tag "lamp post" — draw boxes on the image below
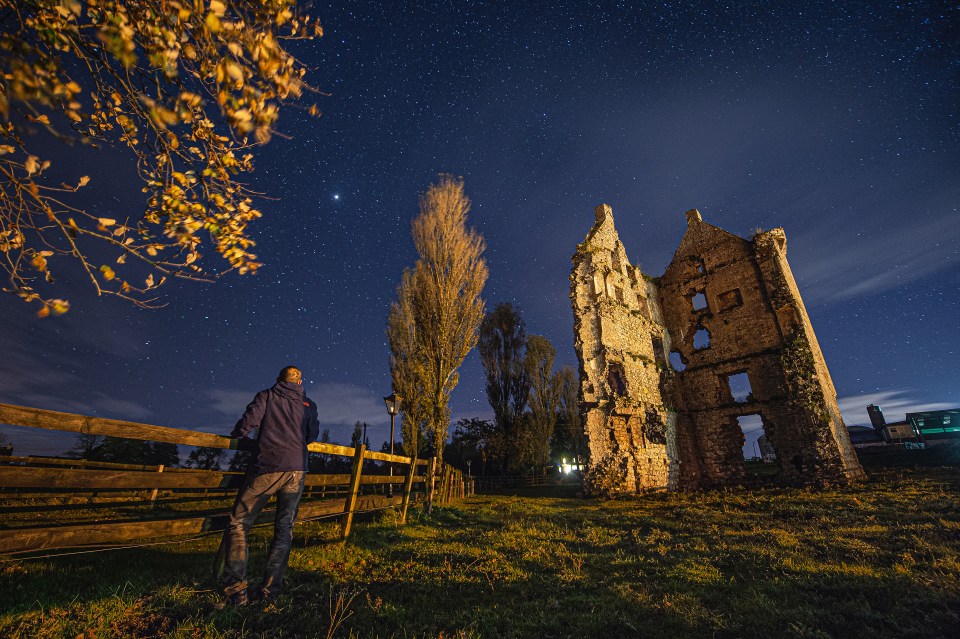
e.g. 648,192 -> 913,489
383,393 -> 402,497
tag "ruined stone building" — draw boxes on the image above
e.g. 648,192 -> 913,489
570,205 -> 865,493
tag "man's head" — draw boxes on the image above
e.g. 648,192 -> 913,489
277,366 -> 303,384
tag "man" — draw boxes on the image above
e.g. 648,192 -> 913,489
219,365 -> 320,606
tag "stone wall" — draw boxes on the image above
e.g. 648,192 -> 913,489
570,205 -> 865,495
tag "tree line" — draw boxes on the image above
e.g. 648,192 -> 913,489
445,304 -> 585,476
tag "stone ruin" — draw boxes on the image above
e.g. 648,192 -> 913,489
570,205 -> 865,494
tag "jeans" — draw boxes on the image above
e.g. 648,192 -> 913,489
219,471 -> 305,595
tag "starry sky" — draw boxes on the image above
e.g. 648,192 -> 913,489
1,0 -> 958,456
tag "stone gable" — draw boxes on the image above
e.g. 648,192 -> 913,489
570,205 -> 865,494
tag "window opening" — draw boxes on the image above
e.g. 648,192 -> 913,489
611,249 -> 622,272
651,338 -> 666,365
693,327 -> 711,350
717,288 -> 743,312
727,371 -> 752,403
739,414 -> 776,476
669,350 -> 686,371
614,286 -> 625,303
607,363 -> 627,396
691,291 -> 708,311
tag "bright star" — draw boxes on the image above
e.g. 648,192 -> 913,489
333,194 -> 340,201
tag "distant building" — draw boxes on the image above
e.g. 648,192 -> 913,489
882,421 -> 916,443
756,434 -> 777,462
907,409 -> 960,443
866,404 -> 886,430
847,425 -> 884,447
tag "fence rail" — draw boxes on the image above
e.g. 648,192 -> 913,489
0,402 -> 473,555
472,472 -> 564,491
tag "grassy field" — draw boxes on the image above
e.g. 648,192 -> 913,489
1,462 -> 958,638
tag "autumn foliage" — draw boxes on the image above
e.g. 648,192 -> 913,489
387,176 -> 487,459
0,0 -> 322,314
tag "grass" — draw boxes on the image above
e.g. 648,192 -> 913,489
1,464 -> 959,638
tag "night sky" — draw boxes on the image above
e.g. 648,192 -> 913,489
1,1 -> 958,456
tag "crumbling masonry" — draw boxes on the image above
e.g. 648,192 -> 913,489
570,205 -> 865,494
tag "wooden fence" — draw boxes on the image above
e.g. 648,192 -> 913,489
472,471 -> 559,491
0,402 -> 473,555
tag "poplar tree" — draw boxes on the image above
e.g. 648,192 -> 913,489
478,302 -> 529,473
387,176 -> 487,460
520,334 -> 559,471
552,365 -> 585,464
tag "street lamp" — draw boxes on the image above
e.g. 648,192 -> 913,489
383,393 -> 402,497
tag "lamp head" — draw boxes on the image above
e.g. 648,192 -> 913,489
384,393 -> 402,416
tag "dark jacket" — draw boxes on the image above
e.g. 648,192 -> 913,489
231,381 -> 320,473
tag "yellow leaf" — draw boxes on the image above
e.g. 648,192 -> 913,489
24,155 -> 39,175
116,254 -> 127,264
30,254 -> 47,271
99,265 -> 116,280
51,299 -> 70,315
36,305 -> 50,318
205,11 -> 221,33
0,145 -> 14,155
78,175 -> 90,187
98,218 -> 116,227
145,274 -> 155,288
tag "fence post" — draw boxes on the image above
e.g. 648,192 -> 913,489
148,464 -> 164,507
437,463 -> 447,507
400,456 -> 418,523
426,457 -> 437,513
341,444 -> 366,540
442,465 -> 452,506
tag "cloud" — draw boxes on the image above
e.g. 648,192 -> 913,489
837,389 -> 954,426
207,382 -> 389,428
92,395 -> 153,421
791,213 -> 960,306
208,388 -> 257,416
308,383 -> 389,427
